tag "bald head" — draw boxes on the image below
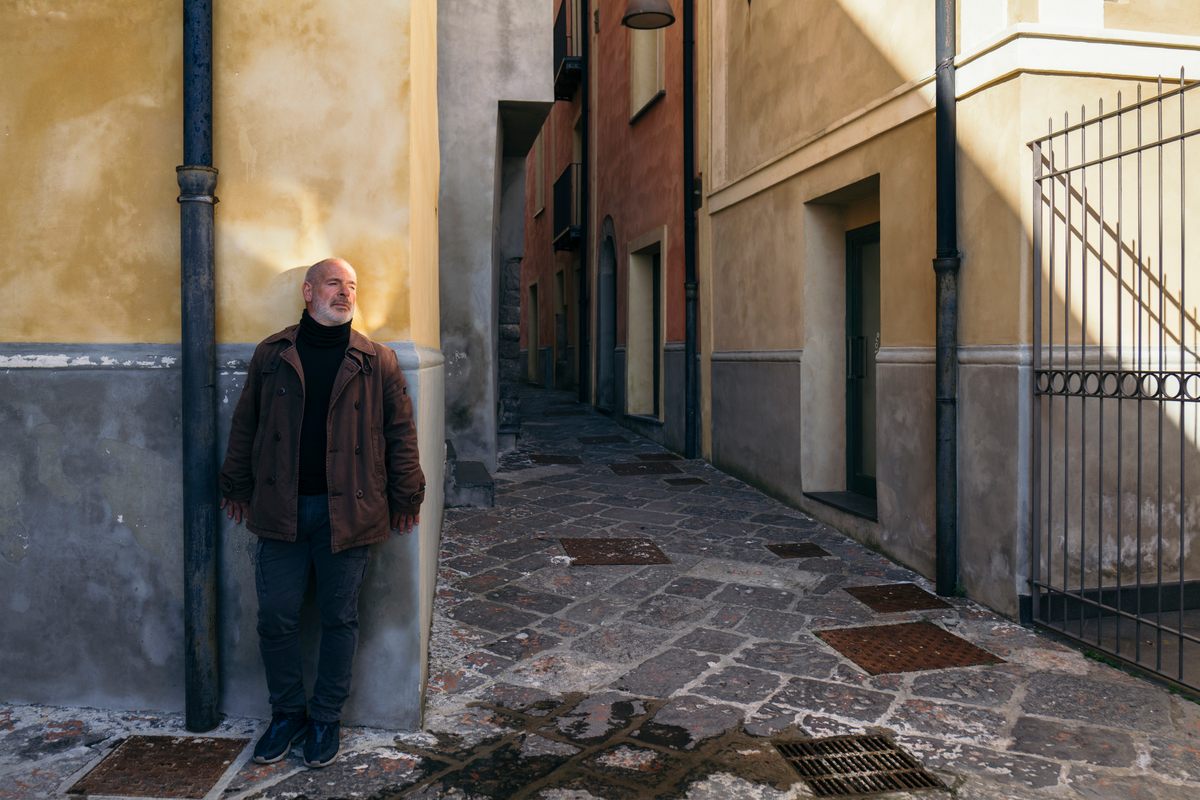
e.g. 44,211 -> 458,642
303,257 -> 357,326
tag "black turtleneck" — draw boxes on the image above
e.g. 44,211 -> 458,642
295,310 -> 351,495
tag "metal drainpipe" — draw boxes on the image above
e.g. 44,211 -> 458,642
178,0 -> 220,732
934,0 -> 961,596
578,0 -> 591,405
682,0 -> 699,458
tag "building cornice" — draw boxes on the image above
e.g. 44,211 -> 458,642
708,26 -> 1200,215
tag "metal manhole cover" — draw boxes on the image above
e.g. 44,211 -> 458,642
530,453 -> 583,465
608,461 -> 682,476
816,621 -> 1003,675
68,735 -> 249,798
843,583 -> 950,613
559,537 -> 672,565
774,735 -> 945,797
636,453 -> 682,461
579,435 -> 627,444
766,542 -> 831,559
665,477 -> 707,486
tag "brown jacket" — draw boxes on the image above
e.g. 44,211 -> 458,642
220,325 -> 425,553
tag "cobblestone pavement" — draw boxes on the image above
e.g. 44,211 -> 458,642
4,387 -> 1199,798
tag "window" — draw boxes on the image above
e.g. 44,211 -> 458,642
629,27 -> 664,120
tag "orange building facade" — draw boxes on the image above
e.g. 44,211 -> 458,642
523,0 -> 689,452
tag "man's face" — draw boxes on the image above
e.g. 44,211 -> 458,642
303,261 -> 357,326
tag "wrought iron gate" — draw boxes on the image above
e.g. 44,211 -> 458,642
1030,73 -> 1199,692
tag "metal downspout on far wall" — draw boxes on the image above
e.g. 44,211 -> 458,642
682,0 -> 699,458
178,0 -> 221,732
579,0 -> 591,405
934,0 -> 961,596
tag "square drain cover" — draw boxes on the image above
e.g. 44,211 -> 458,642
559,537 -> 671,565
68,735 -> 248,798
665,477 -> 707,486
609,461 -> 682,476
766,542 -> 831,559
774,735 -> 945,797
579,435 -> 627,444
816,621 -> 1002,675
636,453 -> 682,461
530,453 -> 583,465
844,583 -> 950,613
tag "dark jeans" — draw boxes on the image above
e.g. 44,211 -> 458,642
255,494 -> 370,723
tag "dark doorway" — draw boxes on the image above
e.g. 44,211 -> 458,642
846,223 -> 879,499
597,221 -> 617,411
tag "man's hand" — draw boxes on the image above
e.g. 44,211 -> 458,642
390,512 -> 419,536
221,497 -> 248,525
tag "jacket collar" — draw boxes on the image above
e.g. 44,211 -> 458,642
263,323 -> 377,359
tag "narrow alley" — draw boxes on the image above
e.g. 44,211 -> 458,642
3,385 -> 1198,799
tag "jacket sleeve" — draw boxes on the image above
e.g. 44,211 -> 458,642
382,347 -> 426,515
219,345 -> 264,503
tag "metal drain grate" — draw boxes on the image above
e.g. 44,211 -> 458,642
774,735 -> 945,797
559,537 -> 671,565
608,461 -> 682,476
843,583 -> 951,613
766,542 -> 831,559
68,735 -> 248,798
665,477 -> 707,486
816,621 -> 1003,675
530,454 -> 583,465
636,453 -> 682,461
579,435 -> 627,444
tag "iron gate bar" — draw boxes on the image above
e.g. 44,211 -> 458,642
1030,71 -> 1200,691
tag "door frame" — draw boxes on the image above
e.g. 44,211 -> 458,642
845,222 -> 879,498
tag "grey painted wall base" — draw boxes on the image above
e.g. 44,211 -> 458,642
0,341 -> 445,729
707,346 -> 1026,617
614,345 -> 687,454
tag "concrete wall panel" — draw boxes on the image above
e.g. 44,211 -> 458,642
710,359 -> 804,504
1,344 -> 444,729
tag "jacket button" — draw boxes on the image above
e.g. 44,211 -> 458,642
354,445 -> 361,454
273,432 -> 281,441
266,476 -> 275,486
277,388 -> 287,395
355,490 -> 364,498
354,400 -> 360,409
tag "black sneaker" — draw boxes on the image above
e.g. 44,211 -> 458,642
303,719 -> 341,768
253,712 -> 308,764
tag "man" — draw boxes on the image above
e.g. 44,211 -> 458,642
219,257 -> 425,768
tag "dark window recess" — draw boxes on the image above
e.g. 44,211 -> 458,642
553,3 -> 584,100
553,163 -> 584,251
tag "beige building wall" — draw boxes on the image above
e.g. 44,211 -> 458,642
701,0 -> 1200,616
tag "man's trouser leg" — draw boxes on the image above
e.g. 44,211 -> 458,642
255,523 -> 311,717
307,495 -> 370,723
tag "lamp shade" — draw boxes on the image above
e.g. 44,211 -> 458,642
622,0 -> 676,29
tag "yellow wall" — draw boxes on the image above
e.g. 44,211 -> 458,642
717,0 -> 933,184
709,116 -> 936,352
1,2 -> 182,343
1,0 -> 437,347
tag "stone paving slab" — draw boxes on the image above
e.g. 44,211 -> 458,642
4,386 -> 1200,799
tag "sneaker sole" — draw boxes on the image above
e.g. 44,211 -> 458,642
303,747 -> 340,769
252,726 -> 309,765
